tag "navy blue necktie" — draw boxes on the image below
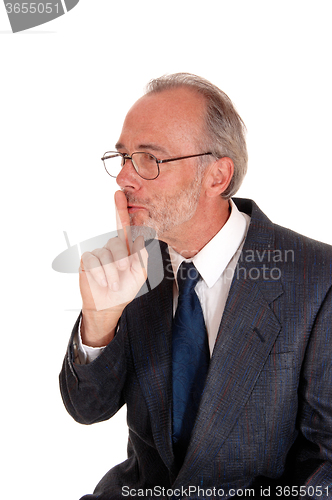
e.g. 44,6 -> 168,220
172,261 -> 210,465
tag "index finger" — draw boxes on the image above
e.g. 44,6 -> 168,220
115,190 -> 132,254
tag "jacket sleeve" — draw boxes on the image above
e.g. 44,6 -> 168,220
297,285 -> 332,499
59,313 -> 128,425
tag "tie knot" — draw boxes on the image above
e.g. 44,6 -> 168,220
177,261 -> 201,295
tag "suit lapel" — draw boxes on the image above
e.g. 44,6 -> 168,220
126,241 -> 176,473
174,199 -> 284,485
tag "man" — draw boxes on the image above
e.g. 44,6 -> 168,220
60,73 -> 332,499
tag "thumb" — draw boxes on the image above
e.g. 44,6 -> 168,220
131,236 -> 148,277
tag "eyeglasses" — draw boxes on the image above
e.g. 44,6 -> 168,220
101,151 -> 213,180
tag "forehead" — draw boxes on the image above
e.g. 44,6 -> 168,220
118,87 -> 207,153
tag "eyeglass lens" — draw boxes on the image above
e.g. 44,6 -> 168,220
103,152 -> 159,180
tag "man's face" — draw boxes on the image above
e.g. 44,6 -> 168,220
115,87 -> 209,242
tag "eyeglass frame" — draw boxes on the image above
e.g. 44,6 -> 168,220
101,151 -> 213,180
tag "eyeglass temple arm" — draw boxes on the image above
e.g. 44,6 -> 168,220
101,153 -> 121,161
158,152 -> 213,164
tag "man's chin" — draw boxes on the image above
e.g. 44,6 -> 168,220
131,225 -> 157,241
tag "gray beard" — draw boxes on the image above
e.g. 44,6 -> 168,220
126,174 -> 202,242
130,224 -> 157,241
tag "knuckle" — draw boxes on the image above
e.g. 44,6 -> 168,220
105,236 -> 127,254
99,248 -> 111,260
104,236 -> 119,251
81,251 -> 95,267
80,251 -> 91,261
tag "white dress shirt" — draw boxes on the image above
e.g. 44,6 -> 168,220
77,200 -> 250,363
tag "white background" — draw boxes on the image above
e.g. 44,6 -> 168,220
1,1 -> 331,499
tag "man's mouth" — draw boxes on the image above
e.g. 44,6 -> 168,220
128,205 -> 148,214
124,192 -> 150,215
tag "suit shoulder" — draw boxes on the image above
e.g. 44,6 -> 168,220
234,197 -> 332,283
272,222 -> 332,287
273,222 -> 332,257
235,197 -> 332,258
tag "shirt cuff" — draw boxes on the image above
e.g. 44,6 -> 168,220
75,317 -> 106,364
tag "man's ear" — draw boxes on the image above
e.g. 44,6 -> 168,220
204,157 -> 234,197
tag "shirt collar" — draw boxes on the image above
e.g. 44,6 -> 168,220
168,199 -> 249,288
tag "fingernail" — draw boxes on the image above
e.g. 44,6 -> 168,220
112,282 -> 119,292
100,278 -> 108,287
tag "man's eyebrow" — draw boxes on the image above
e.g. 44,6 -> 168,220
115,142 -> 170,156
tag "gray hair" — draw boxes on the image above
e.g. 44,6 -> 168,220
145,73 -> 248,199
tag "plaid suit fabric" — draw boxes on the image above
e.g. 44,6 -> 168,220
60,198 -> 332,500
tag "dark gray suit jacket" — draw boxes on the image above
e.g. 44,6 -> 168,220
60,199 -> 332,499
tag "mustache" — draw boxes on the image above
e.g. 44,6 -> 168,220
123,192 -> 152,208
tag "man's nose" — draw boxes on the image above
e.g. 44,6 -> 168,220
116,157 -> 141,189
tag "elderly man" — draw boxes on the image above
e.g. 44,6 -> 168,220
60,73 -> 332,499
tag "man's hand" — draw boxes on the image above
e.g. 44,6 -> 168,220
79,190 -> 148,347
